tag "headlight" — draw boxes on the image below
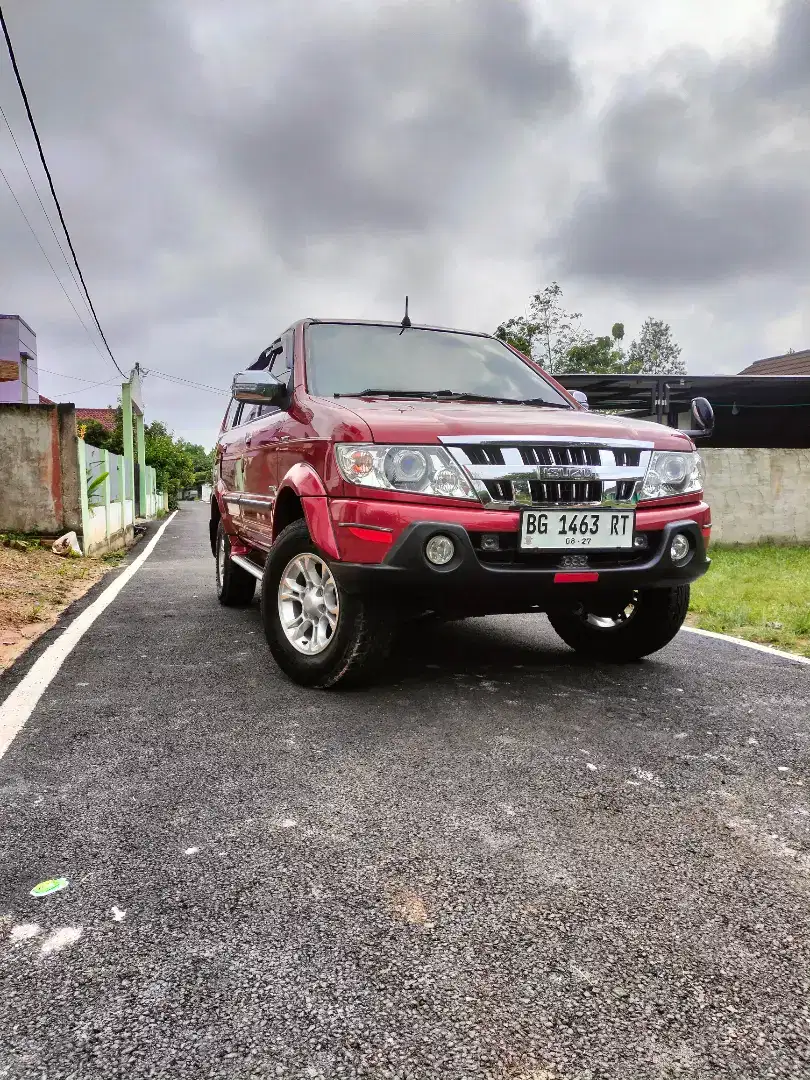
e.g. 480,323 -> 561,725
335,443 -> 476,500
641,451 -> 704,501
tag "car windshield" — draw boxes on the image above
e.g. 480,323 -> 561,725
305,322 -> 572,407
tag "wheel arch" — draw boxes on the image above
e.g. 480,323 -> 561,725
273,463 -> 339,559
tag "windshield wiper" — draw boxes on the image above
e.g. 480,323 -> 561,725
515,398 -> 572,409
334,388 -> 443,399
335,389 -> 517,403
334,388 -> 572,408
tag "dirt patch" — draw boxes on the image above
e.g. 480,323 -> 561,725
387,885 -> 430,926
0,544 -> 115,673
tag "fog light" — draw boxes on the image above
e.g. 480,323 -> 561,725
634,534 -> 648,550
670,533 -> 691,564
481,534 -> 500,552
425,534 -> 455,566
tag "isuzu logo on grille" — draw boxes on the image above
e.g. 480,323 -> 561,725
535,466 -> 598,481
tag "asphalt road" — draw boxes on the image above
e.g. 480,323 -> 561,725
1,502 -> 809,1080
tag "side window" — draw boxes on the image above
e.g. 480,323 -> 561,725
271,331 -> 294,390
249,337 -> 290,419
223,398 -> 241,430
232,332 -> 292,424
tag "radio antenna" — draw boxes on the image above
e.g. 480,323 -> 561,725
399,295 -> 411,335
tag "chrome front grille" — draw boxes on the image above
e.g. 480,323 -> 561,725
440,435 -> 653,509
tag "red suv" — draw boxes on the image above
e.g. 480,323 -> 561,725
211,318 -> 712,688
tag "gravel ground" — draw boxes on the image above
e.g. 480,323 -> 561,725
0,502 -> 808,1080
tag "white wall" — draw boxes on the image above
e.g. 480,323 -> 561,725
702,449 -> 810,544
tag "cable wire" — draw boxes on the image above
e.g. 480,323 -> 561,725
55,376 -> 120,400
38,365 -> 114,383
14,365 -> 119,402
0,4 -> 125,377
0,163 -> 108,356
0,101 -> 93,323
143,367 -> 228,394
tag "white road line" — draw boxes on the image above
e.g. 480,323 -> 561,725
0,512 -> 178,761
682,626 -> 810,667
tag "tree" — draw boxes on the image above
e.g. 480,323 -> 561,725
77,418 -> 113,446
555,323 -> 642,376
176,440 -> 215,485
495,281 -> 591,373
142,421 -> 196,502
627,318 -> 685,375
81,406 -> 202,508
496,288 -> 686,378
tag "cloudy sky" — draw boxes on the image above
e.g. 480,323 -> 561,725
1,0 -> 807,447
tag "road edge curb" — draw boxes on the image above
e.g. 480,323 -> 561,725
0,512 -> 178,760
682,625 -> 810,667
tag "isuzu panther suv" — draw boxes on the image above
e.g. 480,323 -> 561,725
211,318 -> 713,688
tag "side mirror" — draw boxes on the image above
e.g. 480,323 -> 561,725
571,390 -> 589,410
232,370 -> 287,406
681,396 -> 714,440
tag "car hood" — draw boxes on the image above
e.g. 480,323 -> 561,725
328,398 -> 693,450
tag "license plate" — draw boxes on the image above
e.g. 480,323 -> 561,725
520,509 -> 635,550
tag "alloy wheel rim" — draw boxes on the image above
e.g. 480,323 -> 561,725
582,591 -> 640,630
277,553 -> 340,655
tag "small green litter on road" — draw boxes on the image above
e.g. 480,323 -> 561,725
689,545 -> 810,658
30,878 -> 69,897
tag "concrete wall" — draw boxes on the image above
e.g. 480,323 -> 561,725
702,448 -> 810,544
0,403 -> 81,534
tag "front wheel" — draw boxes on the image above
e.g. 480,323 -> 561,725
547,586 -> 690,662
261,520 -> 394,688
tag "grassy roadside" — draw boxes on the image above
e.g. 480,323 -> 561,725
688,545 -> 810,658
0,537 -> 124,673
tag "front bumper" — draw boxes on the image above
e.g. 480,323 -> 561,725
331,516 -> 710,613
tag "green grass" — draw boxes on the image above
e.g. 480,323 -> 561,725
689,545 -> 810,658
102,551 -> 127,565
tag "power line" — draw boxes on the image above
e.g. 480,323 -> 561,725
0,4 -> 125,378
0,163 -> 108,355
38,365 -> 114,383
0,101 -> 94,326
55,376 -> 120,400
143,367 -> 228,395
16,374 -> 118,406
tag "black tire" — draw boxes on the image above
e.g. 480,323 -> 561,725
261,520 -> 394,689
547,585 -> 690,662
215,522 -> 256,607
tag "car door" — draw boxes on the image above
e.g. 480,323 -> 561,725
217,397 -> 249,529
239,333 -> 294,548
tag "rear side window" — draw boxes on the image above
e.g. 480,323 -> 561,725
222,398 -> 239,430
226,330 -> 294,428
273,330 -> 295,390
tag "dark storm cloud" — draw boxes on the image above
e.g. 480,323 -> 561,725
1,0 -> 578,335
4,0 -> 803,444
0,0 -> 210,290
216,0 -> 578,244
0,0 -> 583,443
554,0 -> 810,287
